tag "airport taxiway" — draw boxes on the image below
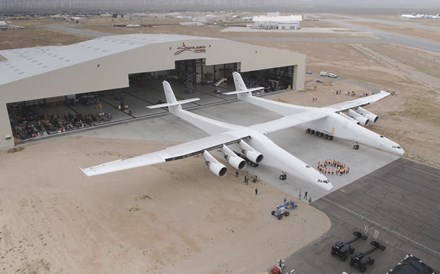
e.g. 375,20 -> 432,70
283,158 -> 440,273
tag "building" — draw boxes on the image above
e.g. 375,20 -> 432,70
0,34 -> 306,149
0,21 -> 8,30
252,15 -> 302,30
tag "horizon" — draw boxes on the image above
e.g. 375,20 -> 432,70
1,0 -> 440,13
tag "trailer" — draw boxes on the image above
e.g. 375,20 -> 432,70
350,241 -> 386,273
331,230 -> 368,261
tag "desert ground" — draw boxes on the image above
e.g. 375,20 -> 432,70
0,136 -> 329,274
1,12 -> 439,273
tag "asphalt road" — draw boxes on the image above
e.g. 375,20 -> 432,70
282,158 -> 440,273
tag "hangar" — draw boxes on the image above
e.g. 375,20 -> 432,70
0,33 -> 306,149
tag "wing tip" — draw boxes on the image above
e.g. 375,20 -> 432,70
80,167 -> 94,176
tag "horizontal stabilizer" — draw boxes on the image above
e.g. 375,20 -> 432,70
147,98 -> 200,109
223,87 -> 264,95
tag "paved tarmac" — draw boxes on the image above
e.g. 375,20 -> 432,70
282,158 -> 440,273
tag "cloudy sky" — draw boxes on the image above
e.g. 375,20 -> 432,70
1,0 -> 439,12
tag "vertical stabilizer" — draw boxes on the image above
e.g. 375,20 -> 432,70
163,81 -> 178,104
147,81 -> 200,113
233,71 -> 248,91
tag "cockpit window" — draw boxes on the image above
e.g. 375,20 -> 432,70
392,146 -> 401,149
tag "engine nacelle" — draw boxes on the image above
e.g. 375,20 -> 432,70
339,112 -> 360,125
356,107 -> 378,123
222,145 -> 246,170
239,140 -> 264,163
202,150 -> 227,177
347,109 -> 369,126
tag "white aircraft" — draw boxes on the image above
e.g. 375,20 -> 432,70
226,72 -> 404,157
400,13 -> 425,19
81,73 -> 403,191
425,13 -> 440,19
81,80 -> 333,190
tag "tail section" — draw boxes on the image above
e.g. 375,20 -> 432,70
163,81 -> 178,104
147,81 -> 200,113
223,72 -> 264,96
233,71 -> 248,91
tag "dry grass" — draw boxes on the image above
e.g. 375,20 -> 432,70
0,28 -> 86,50
366,44 -> 440,78
351,21 -> 440,42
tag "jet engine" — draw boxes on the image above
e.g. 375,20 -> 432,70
221,145 -> 246,170
347,109 -> 369,126
239,140 -> 263,163
356,107 -> 378,123
339,112 -> 360,125
202,150 -> 227,177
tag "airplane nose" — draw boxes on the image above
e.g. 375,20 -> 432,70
398,148 -> 405,156
317,179 -> 334,191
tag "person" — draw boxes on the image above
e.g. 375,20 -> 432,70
244,175 -> 248,184
235,170 -> 239,177
304,191 -> 308,200
253,176 -> 258,183
298,190 -> 302,200
308,196 -> 312,204
255,188 -> 258,195
284,197 -> 287,203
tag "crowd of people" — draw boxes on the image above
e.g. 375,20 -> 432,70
317,159 -> 350,175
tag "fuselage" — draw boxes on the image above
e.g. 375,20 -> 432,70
304,108 -> 404,156
245,129 -> 333,191
172,106 -> 333,190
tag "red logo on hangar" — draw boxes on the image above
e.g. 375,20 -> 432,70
174,43 -> 206,55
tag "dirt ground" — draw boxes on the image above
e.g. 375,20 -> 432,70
351,21 -> 440,42
1,13 -> 440,273
0,137 -> 329,274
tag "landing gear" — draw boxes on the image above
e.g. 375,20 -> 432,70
279,171 -> 287,180
353,143 -> 360,150
306,128 -> 333,141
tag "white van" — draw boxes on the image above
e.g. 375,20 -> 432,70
320,71 -> 328,77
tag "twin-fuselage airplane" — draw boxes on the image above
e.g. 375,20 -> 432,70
81,72 -> 404,191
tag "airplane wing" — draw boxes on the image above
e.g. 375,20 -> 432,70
250,110 -> 328,134
81,132 -> 250,176
327,90 -> 390,112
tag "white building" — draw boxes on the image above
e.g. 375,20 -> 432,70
252,15 -> 303,30
0,34 -> 306,148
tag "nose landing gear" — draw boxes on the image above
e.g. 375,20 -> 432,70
279,171 -> 287,180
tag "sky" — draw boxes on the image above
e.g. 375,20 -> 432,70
1,0 -> 439,12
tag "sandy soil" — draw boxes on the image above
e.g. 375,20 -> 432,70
0,136 -> 330,274
365,44 -> 440,79
0,28 -> 86,50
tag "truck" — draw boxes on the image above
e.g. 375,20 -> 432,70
327,72 -> 338,78
320,71 -> 328,77
271,200 -> 297,220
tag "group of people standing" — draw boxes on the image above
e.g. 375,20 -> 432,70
317,159 -> 350,175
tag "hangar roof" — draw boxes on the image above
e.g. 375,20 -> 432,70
0,34 -> 218,86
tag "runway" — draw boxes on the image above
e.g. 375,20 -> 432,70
282,158 -> 440,273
